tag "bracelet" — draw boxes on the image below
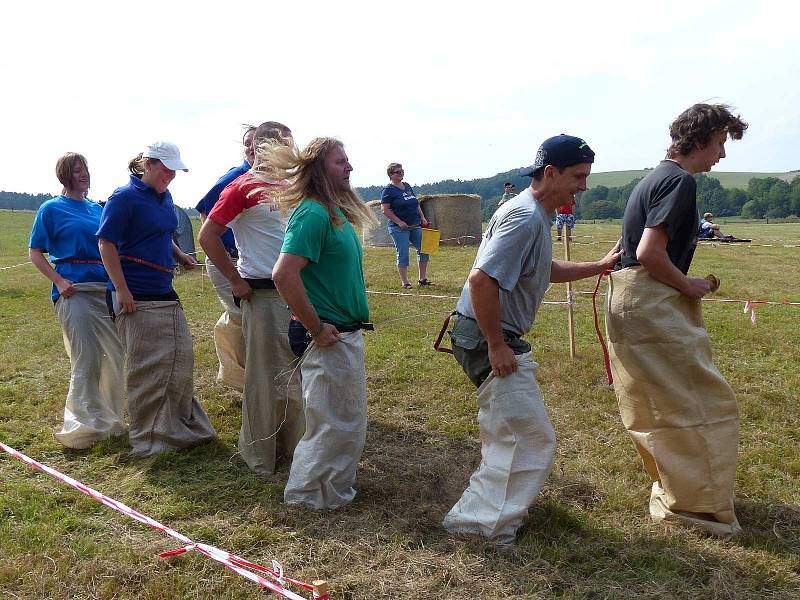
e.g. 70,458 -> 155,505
309,323 -> 325,338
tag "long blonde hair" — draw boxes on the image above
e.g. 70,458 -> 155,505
254,137 -> 375,228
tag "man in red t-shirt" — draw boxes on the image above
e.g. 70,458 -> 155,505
198,121 -> 303,476
555,196 -> 576,241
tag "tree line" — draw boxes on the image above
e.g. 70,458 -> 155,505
579,173 -> 800,220
358,171 -> 800,222
0,191 -> 51,211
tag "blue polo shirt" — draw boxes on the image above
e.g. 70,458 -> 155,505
195,160 -> 250,251
97,174 -> 178,295
380,183 -> 421,228
29,196 -> 109,302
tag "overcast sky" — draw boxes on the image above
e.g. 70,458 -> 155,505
2,0 -> 798,206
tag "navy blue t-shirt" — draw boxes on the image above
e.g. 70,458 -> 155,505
195,160 -> 250,251
97,175 -> 178,295
29,196 -> 109,301
380,183 -> 421,228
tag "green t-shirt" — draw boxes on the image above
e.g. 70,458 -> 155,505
281,198 -> 369,325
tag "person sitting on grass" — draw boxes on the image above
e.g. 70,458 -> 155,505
698,212 -> 731,239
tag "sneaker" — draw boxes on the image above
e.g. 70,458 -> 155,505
418,279 -> 433,286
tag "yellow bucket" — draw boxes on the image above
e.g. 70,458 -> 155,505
420,227 -> 440,255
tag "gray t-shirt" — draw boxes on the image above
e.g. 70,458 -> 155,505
456,188 -> 553,336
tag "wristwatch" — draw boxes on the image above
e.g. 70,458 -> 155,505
309,323 -> 325,338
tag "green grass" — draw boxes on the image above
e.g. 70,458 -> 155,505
588,170 -> 800,190
1,212 -> 799,599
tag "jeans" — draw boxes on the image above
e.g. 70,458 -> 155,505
388,226 -> 429,267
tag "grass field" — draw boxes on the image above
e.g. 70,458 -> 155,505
1,211 -> 798,599
587,170 -> 800,190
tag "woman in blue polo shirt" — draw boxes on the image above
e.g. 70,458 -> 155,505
380,162 -> 432,288
29,152 -> 125,449
98,141 -> 216,457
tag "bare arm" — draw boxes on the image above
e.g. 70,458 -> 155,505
416,204 -> 428,227
637,226 -> 710,298
98,238 -> 136,313
381,203 -> 408,229
198,219 -> 252,301
29,248 -> 76,298
550,241 -> 621,283
172,241 -> 197,270
272,252 -> 339,347
468,268 -> 518,378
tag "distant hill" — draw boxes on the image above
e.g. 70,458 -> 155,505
588,170 -> 800,190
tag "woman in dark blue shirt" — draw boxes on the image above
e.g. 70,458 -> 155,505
380,163 -> 432,288
98,141 -> 216,457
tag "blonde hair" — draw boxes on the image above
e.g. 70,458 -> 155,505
55,152 -> 89,195
254,137 -> 375,228
387,162 -> 403,177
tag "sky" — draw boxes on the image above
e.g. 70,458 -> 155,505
2,0 -> 799,207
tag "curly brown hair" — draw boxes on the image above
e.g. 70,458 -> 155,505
668,103 -> 748,157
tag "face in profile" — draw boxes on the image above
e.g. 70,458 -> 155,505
694,130 -> 728,173
552,163 -> 591,204
325,145 -> 353,192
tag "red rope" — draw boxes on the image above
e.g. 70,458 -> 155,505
592,270 -> 613,385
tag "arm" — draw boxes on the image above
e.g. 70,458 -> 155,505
172,241 -> 197,270
272,253 -> 339,347
198,218 -> 252,301
98,238 -> 136,313
550,241 -> 621,283
381,203 -> 408,229
416,203 -> 428,227
467,268 -> 518,378
637,226 -> 710,298
29,248 -> 76,298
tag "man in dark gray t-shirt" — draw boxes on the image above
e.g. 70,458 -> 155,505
443,135 -> 621,546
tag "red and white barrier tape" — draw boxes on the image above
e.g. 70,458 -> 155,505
0,260 -> 32,271
365,289 -> 570,305
0,441 -> 329,600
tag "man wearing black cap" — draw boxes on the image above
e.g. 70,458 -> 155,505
443,135 -> 621,545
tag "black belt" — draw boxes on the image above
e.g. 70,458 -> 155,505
324,320 -> 375,332
233,278 -> 276,307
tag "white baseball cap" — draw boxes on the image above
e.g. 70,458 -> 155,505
142,141 -> 189,172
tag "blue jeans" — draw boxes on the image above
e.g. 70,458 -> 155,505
388,226 -> 429,267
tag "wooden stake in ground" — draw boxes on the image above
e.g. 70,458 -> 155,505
312,580 -> 330,599
564,234 -> 576,359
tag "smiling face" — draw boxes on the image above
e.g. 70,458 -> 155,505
142,159 -> 176,194
389,166 -> 404,185
69,159 -> 90,198
325,144 -> 353,192
551,162 -> 591,207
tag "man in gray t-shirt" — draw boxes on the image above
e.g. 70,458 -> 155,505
443,134 -> 621,546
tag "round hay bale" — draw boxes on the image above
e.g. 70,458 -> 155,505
419,194 -> 482,246
362,199 -> 393,247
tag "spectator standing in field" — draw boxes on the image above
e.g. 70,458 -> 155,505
607,103 -> 748,538
443,135 -> 621,545
198,121 -> 304,475
380,163 -> 432,288
265,137 -> 375,509
98,141 -> 217,457
195,126 -> 256,391
555,195 -> 576,241
29,152 -> 125,449
498,182 -> 516,206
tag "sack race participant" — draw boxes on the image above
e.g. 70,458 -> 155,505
608,103 -> 748,538
98,141 -> 217,457
443,135 -> 620,545
29,152 -> 125,449
195,126 -> 256,391
199,121 -> 304,475
263,137 -> 376,509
